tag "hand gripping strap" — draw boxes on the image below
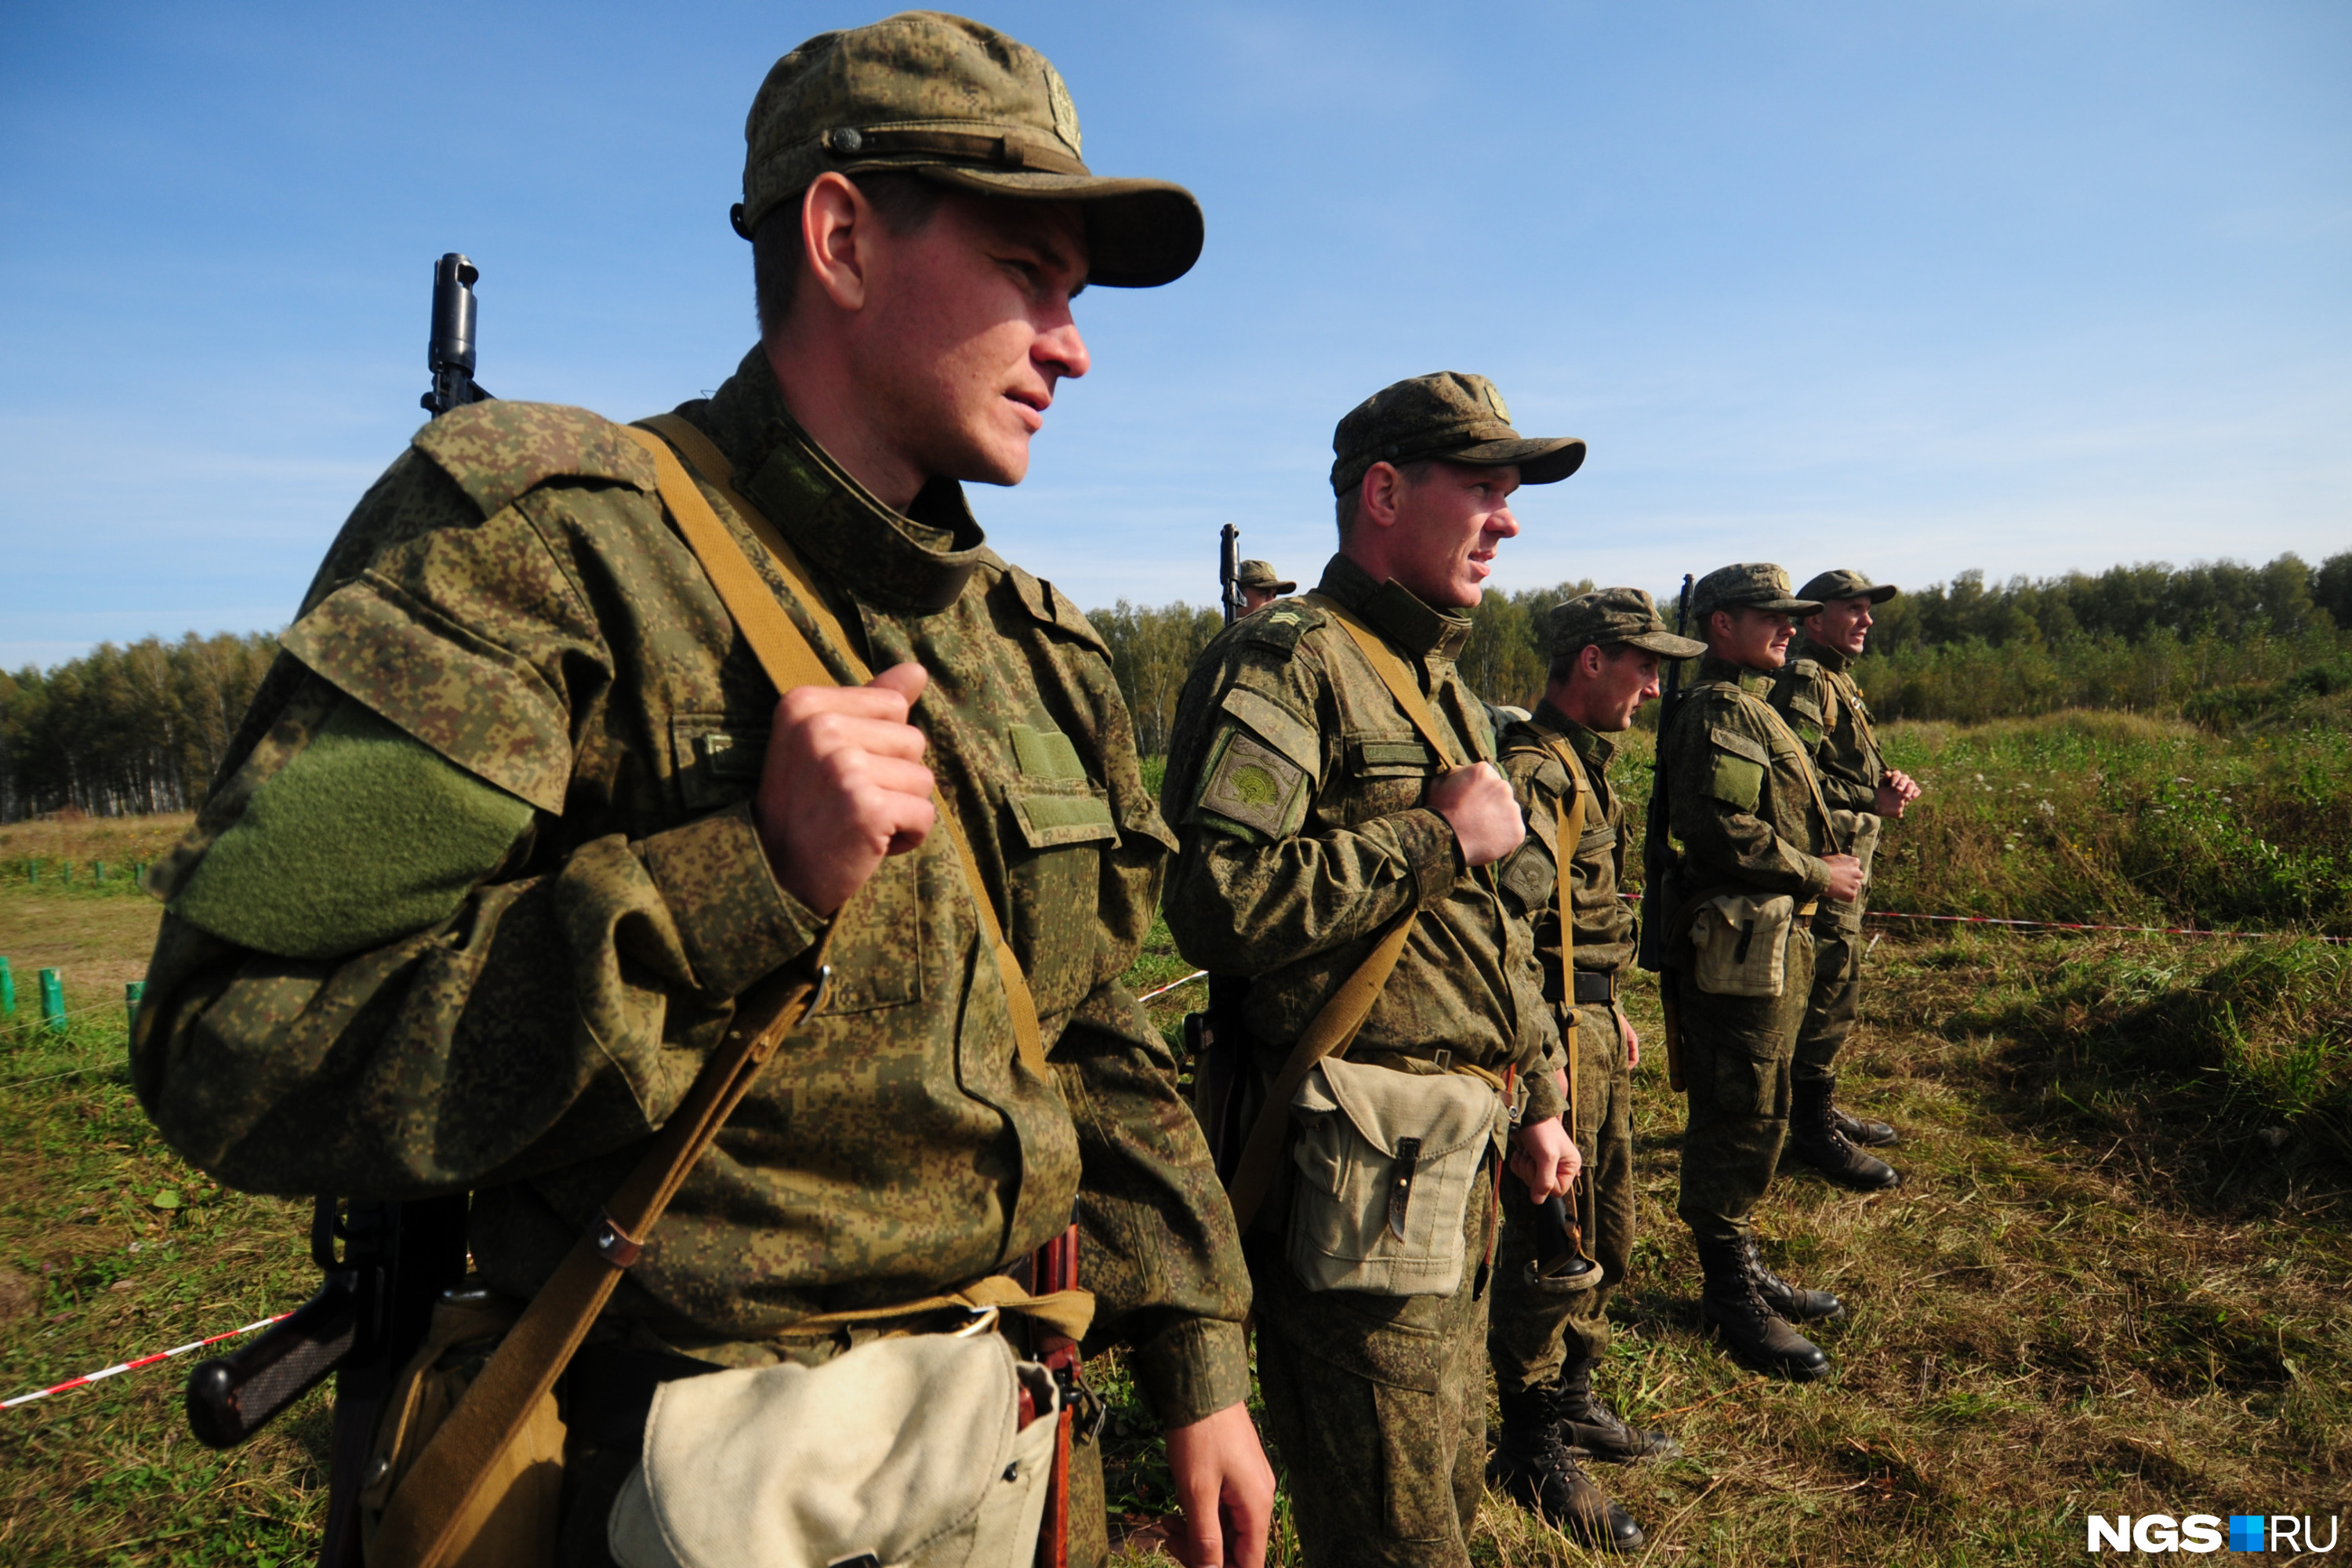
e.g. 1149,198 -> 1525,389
367,964 -> 825,1568
620,417 -> 1048,1080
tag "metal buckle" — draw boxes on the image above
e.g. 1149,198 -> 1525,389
951,1305 -> 1001,1339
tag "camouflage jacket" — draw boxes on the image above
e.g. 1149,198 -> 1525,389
1495,702 -> 1635,1000
1767,637 -> 1884,813
1662,657 -> 1837,903
132,346 -> 1248,1424
1157,555 -> 1563,1123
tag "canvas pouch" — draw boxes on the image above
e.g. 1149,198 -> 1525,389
605,1330 -> 1061,1568
1690,891 -> 1799,997
1285,1055 -> 1504,1297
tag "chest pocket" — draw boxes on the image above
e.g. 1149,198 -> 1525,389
670,714 -> 768,813
1342,734 -> 1433,822
1002,722 -> 1119,1011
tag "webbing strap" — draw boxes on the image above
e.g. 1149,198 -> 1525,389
1540,738 -> 1591,1120
1709,681 -> 1847,858
1302,593 -> 1471,768
368,965 -> 824,1568
1221,910 -> 1417,1235
622,418 -> 1049,1080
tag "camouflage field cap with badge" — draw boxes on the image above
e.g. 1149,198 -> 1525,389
1330,371 -> 1587,495
1547,587 -> 1708,662
1796,568 -> 1899,606
1236,560 -> 1295,595
736,9 -> 1204,288
1690,563 -> 1824,621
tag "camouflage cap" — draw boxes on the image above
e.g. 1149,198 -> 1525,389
1690,563 -> 1822,620
1547,587 -> 1708,662
1330,372 -> 1586,495
737,12 -> 1203,288
1796,568 -> 1898,606
1236,560 -> 1294,593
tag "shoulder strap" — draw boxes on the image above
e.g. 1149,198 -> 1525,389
369,964 -> 823,1568
1222,911 -> 1416,1234
1732,687 -> 1846,857
1301,593 -> 1468,768
1539,738 -> 1588,1137
622,417 -> 1048,1080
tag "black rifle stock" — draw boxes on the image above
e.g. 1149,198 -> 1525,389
1219,523 -> 1241,626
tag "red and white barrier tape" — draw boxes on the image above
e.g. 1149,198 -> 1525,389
2,1311 -> 288,1409
1136,970 -> 1209,1004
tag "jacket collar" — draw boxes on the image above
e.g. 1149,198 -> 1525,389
1312,554 -> 1473,661
686,346 -> 986,615
1793,635 -> 1851,674
1698,654 -> 1774,697
1531,700 -> 1618,775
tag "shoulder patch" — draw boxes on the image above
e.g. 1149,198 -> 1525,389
1196,725 -> 1310,841
1708,725 -> 1771,767
413,401 -> 655,520
1220,685 -> 1320,775
1004,564 -> 1111,655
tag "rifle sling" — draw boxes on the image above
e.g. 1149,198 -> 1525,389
368,413 -> 1055,1568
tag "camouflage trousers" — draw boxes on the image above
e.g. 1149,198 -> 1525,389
1249,1157 -> 1499,1568
1488,1002 -> 1635,1393
1673,927 -> 1817,1246
1791,913 -> 1864,1089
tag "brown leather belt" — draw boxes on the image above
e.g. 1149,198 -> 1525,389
1571,971 -> 1619,1005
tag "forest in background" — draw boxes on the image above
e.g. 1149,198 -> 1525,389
3,551 -> 2347,818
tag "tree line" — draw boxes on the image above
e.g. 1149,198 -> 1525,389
3,552 -> 2344,818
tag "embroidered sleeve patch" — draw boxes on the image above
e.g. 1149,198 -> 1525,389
1196,726 -> 1309,840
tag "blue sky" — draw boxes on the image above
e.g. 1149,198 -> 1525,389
2,1 -> 2347,669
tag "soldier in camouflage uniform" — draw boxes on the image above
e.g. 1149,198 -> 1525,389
1235,560 -> 1295,615
1485,590 -> 1704,1554
1659,564 -> 1867,1381
1766,569 -> 1920,1192
1161,372 -> 1584,1568
130,15 -> 1273,1567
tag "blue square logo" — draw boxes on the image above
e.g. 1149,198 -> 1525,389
2230,1515 -> 2267,1552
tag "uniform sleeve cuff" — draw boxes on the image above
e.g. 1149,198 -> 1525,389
1389,808 -> 1463,908
1521,1067 -> 1565,1124
1128,1316 -> 1253,1431
1796,855 -> 1833,902
638,800 -> 826,996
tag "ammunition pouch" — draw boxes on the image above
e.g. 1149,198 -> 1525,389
1689,892 -> 1799,998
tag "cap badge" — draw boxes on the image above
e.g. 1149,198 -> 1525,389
1045,65 -> 1082,155
1486,384 -> 1511,423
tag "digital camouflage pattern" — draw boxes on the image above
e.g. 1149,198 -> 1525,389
1327,372 -> 1585,496
134,344 -> 1250,1432
1661,656 -> 1839,1243
1687,561 -> 1821,621
1771,633 -> 1889,1086
1158,553 -> 1563,1124
1245,1184 -> 1496,1567
1489,703 -> 1640,1390
1159,552 -> 1559,1568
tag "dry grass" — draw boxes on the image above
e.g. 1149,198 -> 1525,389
2,781 -> 2347,1565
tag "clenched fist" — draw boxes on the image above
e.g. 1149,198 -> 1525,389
753,662 -> 938,915
1428,761 -> 1524,867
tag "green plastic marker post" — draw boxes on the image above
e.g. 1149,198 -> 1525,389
59,862 -> 71,887
38,969 -> 65,1034
125,980 -> 144,1036
94,861 -> 107,883
26,859 -> 38,886
0,956 -> 13,1018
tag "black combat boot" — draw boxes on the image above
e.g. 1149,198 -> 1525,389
1493,1381 -> 1646,1553
1694,1233 -> 1831,1381
1829,1083 -> 1899,1148
1554,1358 -> 1681,1461
1743,1234 -> 1844,1323
1786,1079 -> 1901,1191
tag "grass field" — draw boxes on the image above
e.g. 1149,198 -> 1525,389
3,716 -> 2347,1566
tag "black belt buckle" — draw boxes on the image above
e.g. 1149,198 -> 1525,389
1572,971 -> 1617,1005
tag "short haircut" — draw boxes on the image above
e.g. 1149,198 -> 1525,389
1548,637 -> 1648,686
753,172 -> 948,339
1334,458 -> 1437,543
